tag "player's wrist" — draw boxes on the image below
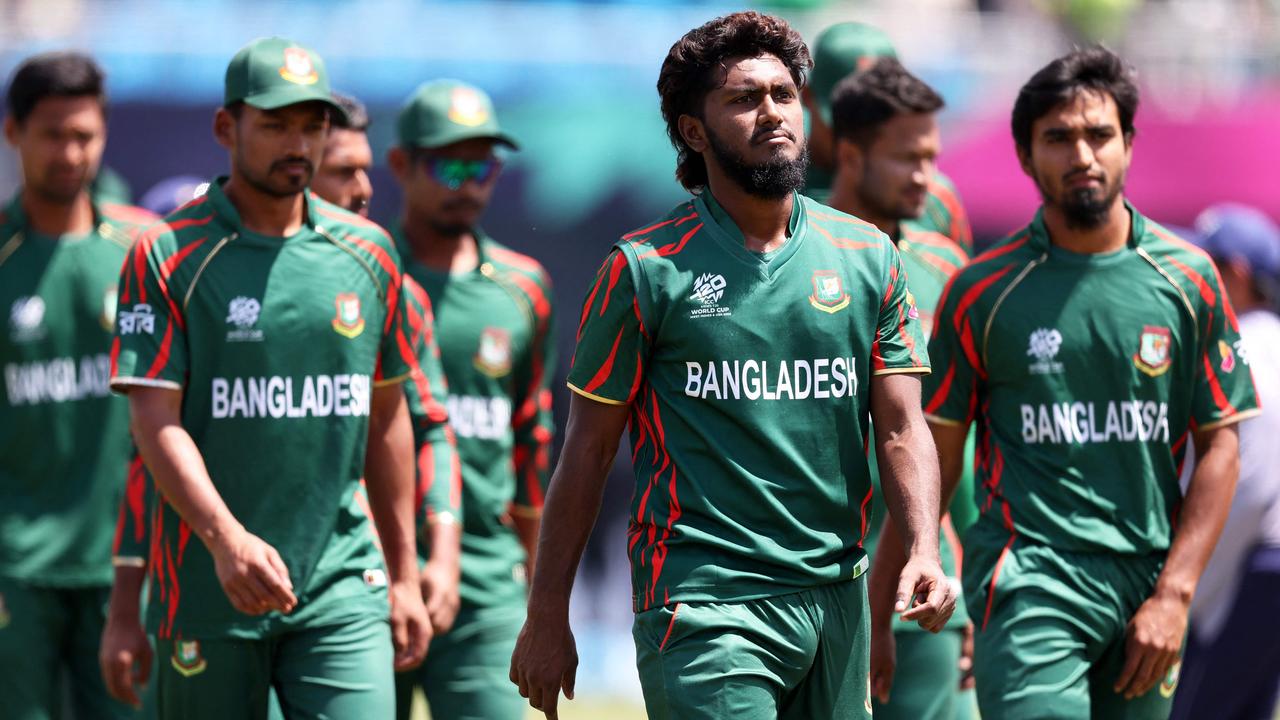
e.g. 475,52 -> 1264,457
1151,576 -> 1195,607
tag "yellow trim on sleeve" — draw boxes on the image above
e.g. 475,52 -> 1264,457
373,371 -> 412,388
566,382 -> 627,406
510,504 -> 543,518
872,367 -> 932,377
112,557 -> 147,568
1197,407 -> 1263,432
925,413 -> 969,428
110,377 -> 183,393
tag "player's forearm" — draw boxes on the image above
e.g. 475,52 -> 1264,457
869,519 -> 907,630
423,518 -> 461,572
876,417 -> 941,562
365,389 -> 420,585
512,510 -> 541,577
1155,426 -> 1240,605
107,565 -> 147,622
128,391 -> 242,552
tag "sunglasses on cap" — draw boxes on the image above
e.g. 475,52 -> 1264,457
418,156 -> 503,190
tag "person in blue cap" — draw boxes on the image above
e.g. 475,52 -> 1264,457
1171,203 -> 1280,720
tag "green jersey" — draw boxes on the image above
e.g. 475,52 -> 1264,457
863,224 -> 970,632
805,167 -> 973,254
924,203 -> 1260,556
394,229 -> 556,608
568,191 -> 929,612
0,193 -> 155,586
110,180 -> 417,640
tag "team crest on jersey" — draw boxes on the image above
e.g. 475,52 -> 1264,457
688,273 -> 731,319
474,327 -> 513,377
1219,340 -> 1236,373
808,270 -> 850,313
225,296 -> 264,342
1159,660 -> 1182,698
100,287 -> 118,331
279,47 -> 319,85
1134,325 -> 1173,377
331,293 -> 365,339
171,639 -> 207,677
1027,327 -> 1064,375
447,87 -> 490,127
9,296 -> 46,343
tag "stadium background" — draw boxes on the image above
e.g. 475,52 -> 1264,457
2,0 -> 1277,717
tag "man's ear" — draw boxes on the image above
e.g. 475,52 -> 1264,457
1016,144 -> 1033,179
3,115 -> 19,148
836,137 -> 864,181
387,146 -> 411,183
212,108 -> 236,151
679,114 -> 709,154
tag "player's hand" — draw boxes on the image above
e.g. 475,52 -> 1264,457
869,620 -> 896,704
510,607 -> 577,720
389,578 -> 432,671
896,555 -> 956,632
420,559 -> 461,634
959,621 -> 976,690
1115,592 -> 1187,699
209,525 -> 297,616
99,609 -> 152,707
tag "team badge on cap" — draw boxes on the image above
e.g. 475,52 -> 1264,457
171,639 -> 207,677
447,87 -> 490,127
332,293 -> 365,339
474,327 -> 513,377
279,47 -> 319,85
1134,325 -> 1173,377
808,270 -> 850,313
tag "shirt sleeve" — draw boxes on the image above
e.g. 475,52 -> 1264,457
374,243 -> 415,387
111,452 -> 150,568
565,250 -> 648,405
872,244 -> 930,376
511,271 -> 557,512
1191,265 -> 1262,429
922,272 -> 980,426
110,230 -> 188,391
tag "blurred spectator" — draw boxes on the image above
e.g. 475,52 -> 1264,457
1172,204 -> 1280,720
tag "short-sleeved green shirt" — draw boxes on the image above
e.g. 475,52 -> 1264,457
395,229 -> 556,609
1,193 -> 154,586
568,191 -> 929,612
924,202 -> 1259,555
805,167 -> 973,253
110,180 -> 417,639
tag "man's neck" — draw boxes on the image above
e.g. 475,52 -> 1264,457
1042,199 -> 1131,255
825,182 -> 897,240
21,188 -> 94,237
222,176 -> 306,237
402,209 -> 478,274
705,176 -> 792,254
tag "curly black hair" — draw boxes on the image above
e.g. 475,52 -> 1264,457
657,12 -> 812,191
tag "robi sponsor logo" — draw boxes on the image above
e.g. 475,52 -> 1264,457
210,374 -> 371,419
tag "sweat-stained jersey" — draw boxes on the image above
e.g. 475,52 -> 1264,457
924,202 -> 1259,557
394,228 -> 555,609
110,179 -> 418,639
112,275 -> 460,573
0,193 -> 155,586
568,190 -> 929,612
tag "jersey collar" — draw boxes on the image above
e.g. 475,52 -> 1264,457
696,189 -> 806,278
1028,198 -> 1148,253
204,176 -> 321,236
2,188 -> 113,241
390,221 -> 491,278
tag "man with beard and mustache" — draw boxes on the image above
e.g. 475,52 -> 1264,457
510,12 -> 954,720
0,51 -> 155,720
109,37 -> 431,719
311,92 -> 374,217
877,47 -> 1258,719
386,80 -> 555,720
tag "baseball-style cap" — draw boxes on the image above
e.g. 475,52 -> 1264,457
396,80 -> 518,150
224,37 -> 345,120
809,22 -> 898,123
1192,204 -> 1280,282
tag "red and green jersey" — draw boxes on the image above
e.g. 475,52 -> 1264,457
110,179 -> 420,639
0,193 -> 155,586
924,202 -> 1260,556
112,277 -> 460,588
805,167 -> 973,253
394,228 -> 556,609
863,225 -> 970,632
569,190 -> 928,612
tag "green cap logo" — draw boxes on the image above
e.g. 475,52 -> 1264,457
280,47 -> 319,85
224,37 -> 344,121
397,79 -> 518,150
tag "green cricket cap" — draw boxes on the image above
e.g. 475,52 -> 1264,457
396,80 -> 518,150
223,37 -> 345,120
810,22 -> 898,123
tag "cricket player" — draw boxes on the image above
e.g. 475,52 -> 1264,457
388,79 -> 555,720
878,46 -> 1258,719
1170,204 -> 1280,720
0,51 -> 156,720
803,21 -> 972,252
109,37 -> 431,719
509,12 -> 954,720
824,57 -> 974,720
100,86 -> 461,716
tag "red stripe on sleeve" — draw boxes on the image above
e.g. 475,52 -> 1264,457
598,251 -> 629,318
924,364 -> 956,415
145,322 -> 174,379
952,263 -> 1016,334
1202,353 -> 1237,416
583,327 -> 626,394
